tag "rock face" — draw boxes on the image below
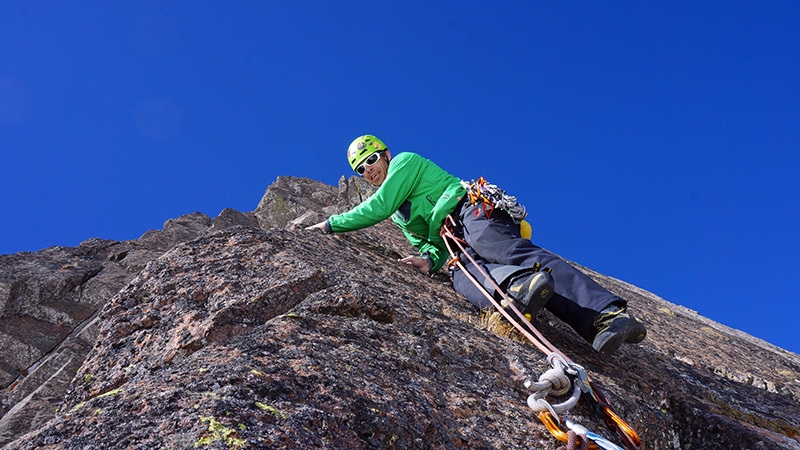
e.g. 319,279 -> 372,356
1,176 -> 799,449
0,209 -> 258,446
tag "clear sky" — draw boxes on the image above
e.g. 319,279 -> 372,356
2,2 -> 798,354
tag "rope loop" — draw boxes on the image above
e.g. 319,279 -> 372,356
527,393 -> 559,417
526,379 -> 582,415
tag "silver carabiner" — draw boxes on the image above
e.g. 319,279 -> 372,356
564,419 -> 624,450
568,362 -> 602,404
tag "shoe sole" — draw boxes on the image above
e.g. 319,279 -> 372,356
518,271 -> 554,316
593,318 -> 648,355
625,320 -> 647,343
593,330 -> 625,356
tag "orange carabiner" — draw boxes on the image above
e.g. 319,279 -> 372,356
538,411 -> 569,444
599,403 -> 642,449
444,256 -> 460,270
538,412 -> 599,450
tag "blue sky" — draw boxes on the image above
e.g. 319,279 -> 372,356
2,2 -> 798,354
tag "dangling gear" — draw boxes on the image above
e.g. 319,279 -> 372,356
461,177 -> 527,224
502,267 -> 554,321
592,304 -> 647,356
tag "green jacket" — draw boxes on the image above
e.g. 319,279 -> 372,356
327,152 -> 466,272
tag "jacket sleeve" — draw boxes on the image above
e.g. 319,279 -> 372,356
327,153 -> 422,232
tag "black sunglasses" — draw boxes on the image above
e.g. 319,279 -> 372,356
355,152 -> 383,175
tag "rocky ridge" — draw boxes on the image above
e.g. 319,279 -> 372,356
0,175 -> 798,449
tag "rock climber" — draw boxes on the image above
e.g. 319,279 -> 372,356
306,135 -> 646,355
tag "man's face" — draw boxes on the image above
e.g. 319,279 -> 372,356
361,151 -> 390,186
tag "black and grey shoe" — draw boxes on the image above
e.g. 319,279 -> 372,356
505,270 -> 555,319
592,304 -> 647,356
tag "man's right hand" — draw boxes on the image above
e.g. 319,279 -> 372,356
305,221 -> 327,232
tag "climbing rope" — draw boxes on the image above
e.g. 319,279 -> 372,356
440,209 -> 642,450
526,354 -> 582,417
556,430 -> 590,450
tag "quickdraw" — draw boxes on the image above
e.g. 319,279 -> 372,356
440,213 -> 641,450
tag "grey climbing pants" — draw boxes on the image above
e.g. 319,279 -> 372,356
450,201 -> 622,342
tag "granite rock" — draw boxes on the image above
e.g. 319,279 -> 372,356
0,176 -> 798,449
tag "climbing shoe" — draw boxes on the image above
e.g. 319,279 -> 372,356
504,270 -> 555,320
591,304 -> 647,356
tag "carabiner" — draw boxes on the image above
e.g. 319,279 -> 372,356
565,419 -> 624,450
598,403 -> 642,448
568,362 -> 603,404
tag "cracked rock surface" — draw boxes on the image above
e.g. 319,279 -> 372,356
1,176 -> 798,449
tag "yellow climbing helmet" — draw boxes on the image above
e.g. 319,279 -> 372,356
347,135 -> 387,173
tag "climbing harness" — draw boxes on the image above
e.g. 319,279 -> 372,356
440,191 -> 642,450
